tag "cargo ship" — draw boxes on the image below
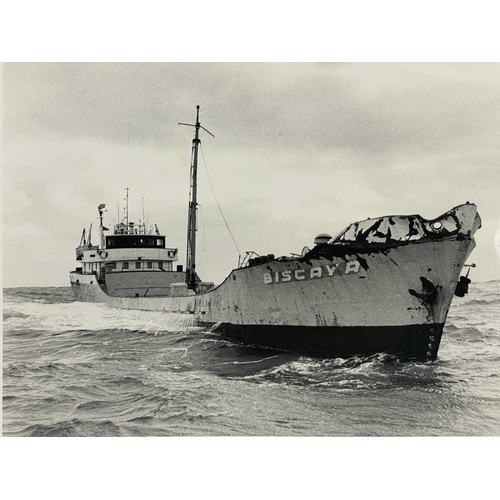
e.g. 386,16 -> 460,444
70,106 -> 481,361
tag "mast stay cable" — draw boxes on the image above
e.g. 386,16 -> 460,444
199,143 -> 241,257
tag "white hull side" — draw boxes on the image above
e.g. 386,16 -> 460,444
71,237 -> 474,329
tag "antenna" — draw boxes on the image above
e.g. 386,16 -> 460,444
142,198 -> 145,229
125,187 -> 129,227
178,105 -> 214,291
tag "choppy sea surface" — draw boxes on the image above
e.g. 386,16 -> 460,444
3,282 -> 500,436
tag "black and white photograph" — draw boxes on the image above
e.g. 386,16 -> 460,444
4,60 -> 499,436
1,3 -> 499,497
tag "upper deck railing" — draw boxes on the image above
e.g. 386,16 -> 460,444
114,222 -> 152,235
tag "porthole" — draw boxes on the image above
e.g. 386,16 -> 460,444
431,221 -> 442,230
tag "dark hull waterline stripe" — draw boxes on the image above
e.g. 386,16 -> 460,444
212,323 -> 444,361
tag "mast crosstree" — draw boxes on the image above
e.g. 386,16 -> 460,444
179,105 -> 214,290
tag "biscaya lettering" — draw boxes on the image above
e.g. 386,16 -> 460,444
263,260 -> 360,284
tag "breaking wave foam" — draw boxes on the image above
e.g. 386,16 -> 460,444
3,299 -> 202,334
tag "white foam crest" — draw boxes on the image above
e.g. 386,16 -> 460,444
243,358 -> 326,381
236,355 -> 391,389
3,300 -> 202,334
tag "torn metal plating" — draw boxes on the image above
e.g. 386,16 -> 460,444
332,203 -> 481,246
301,203 -> 481,264
409,277 -> 440,304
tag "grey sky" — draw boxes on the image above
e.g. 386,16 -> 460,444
3,62 -> 500,287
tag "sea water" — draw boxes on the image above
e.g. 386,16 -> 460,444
3,282 -> 500,436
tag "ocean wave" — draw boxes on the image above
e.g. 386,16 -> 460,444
2,300 -> 204,335
13,418 -> 123,437
3,287 -> 75,304
3,283 -> 500,436
464,298 -> 499,306
223,351 -> 467,396
233,353 -> 399,387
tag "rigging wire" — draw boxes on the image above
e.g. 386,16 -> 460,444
178,123 -> 241,258
177,123 -> 190,159
198,204 -> 206,266
199,143 -> 241,257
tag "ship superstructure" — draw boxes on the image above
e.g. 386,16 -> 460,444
74,206 -> 191,298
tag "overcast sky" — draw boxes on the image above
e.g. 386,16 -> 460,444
3,62 -> 500,287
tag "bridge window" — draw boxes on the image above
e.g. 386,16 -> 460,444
159,262 -> 163,270
135,262 -> 141,269
106,235 -> 164,248
123,262 -> 129,270
147,262 -> 152,269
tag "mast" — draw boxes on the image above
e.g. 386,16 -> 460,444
179,105 -> 214,290
186,106 -> 201,290
98,204 -> 107,248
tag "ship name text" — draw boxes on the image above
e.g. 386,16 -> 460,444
263,260 -> 360,284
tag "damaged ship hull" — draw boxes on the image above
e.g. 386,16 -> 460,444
70,106 -> 481,361
71,202 -> 480,361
